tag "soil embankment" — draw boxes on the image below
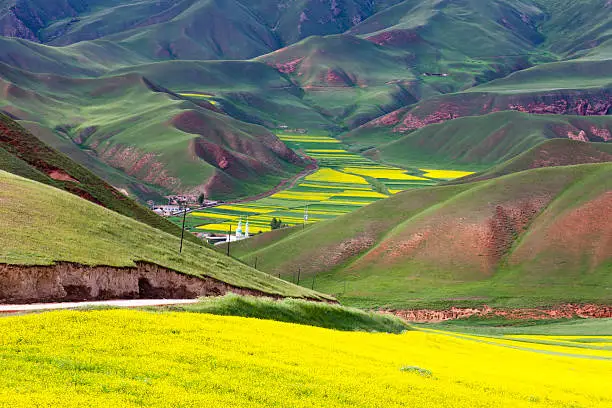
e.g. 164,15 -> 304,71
0,261 -> 287,304
391,305 -> 612,322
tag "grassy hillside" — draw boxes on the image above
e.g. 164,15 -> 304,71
257,35 -> 423,129
0,170 -> 328,300
108,59 -> 333,130
0,63 -> 308,200
0,113 -> 201,243
0,309 -> 610,407
348,0 -> 549,89
159,294 -> 408,333
0,37 -> 150,75
0,0 -> 403,60
225,163 -> 612,309
430,317 -> 612,336
457,139 -> 612,183
345,111 -> 612,169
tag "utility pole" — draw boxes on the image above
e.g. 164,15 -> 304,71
254,257 -> 258,269
297,267 -> 301,285
179,208 -> 187,253
311,271 -> 317,290
227,224 -> 232,257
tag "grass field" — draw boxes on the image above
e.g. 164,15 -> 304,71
425,317 -> 612,337
188,133 -> 472,235
0,114 -> 201,244
155,294 -> 408,333
0,170 -> 327,300
0,309 -> 610,407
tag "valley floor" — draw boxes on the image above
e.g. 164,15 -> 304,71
178,132 -> 472,236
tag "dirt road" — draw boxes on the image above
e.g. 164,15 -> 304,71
0,299 -> 200,314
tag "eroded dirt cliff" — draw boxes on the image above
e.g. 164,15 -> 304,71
0,261 -> 285,304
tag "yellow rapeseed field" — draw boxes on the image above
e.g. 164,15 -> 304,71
335,190 -> 388,198
178,93 -> 219,105
215,205 -> 276,214
270,191 -> 334,201
0,310 -> 610,408
305,168 -> 369,184
298,183 -> 372,191
305,149 -> 350,153
343,167 -> 429,181
196,222 -> 240,232
278,136 -> 341,143
191,212 -> 239,220
420,169 -> 475,179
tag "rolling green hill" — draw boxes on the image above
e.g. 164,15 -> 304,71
222,163 -> 612,309
456,138 -> 612,183
345,111 -> 612,170
0,112 -> 202,242
0,0 -> 611,244
0,0 -> 402,60
0,169 -> 329,301
0,61 -> 308,200
257,34 -> 426,129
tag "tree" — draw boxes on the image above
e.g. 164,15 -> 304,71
270,217 -> 285,230
197,193 -> 205,206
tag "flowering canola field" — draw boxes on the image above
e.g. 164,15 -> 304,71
189,134 -> 474,235
0,310 -> 610,407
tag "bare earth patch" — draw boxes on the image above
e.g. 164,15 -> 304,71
47,169 -> 79,183
390,304 -> 612,322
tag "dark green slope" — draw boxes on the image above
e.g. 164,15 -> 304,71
0,112 -> 200,243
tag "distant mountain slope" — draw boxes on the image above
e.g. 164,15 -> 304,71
348,0 -> 548,87
0,170 -> 329,302
344,111 -> 612,170
0,37 -> 150,75
257,35 -> 423,128
0,112 -> 200,242
224,163 -> 612,309
534,0 -> 612,57
0,61 -> 307,200
456,139 -> 612,183
0,0 -> 402,60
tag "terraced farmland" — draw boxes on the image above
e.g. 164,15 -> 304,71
185,133 -> 474,235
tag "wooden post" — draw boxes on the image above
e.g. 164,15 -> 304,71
254,257 -> 258,269
311,271 -> 316,290
297,268 -> 301,285
179,208 -> 187,253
